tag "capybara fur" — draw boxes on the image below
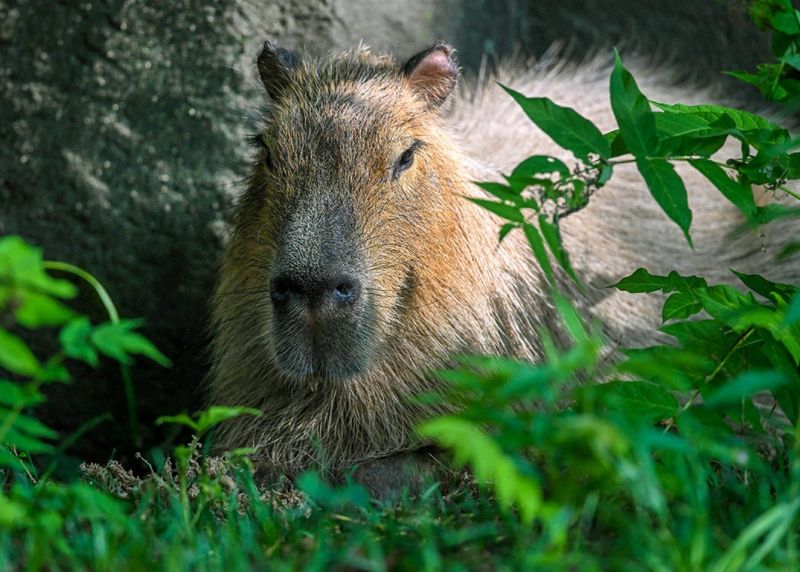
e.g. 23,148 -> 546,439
208,41 -> 799,494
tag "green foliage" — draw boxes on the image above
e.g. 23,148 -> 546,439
0,235 -> 170,552
477,53 -> 800,269
2,8 -> 800,570
730,0 -> 800,106
157,406 -> 262,439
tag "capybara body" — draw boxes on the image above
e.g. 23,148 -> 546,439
208,42 -> 798,491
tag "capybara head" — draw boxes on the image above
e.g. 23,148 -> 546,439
227,41 -> 471,385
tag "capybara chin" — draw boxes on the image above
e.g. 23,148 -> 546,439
207,40 -> 798,492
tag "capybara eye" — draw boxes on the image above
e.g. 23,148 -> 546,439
393,141 -> 420,179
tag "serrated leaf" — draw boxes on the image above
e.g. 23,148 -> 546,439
60,318 -> 99,367
594,381 -> 678,421
610,52 -> 658,157
636,157 -> 693,246
523,223 -> 554,286
651,102 -> 788,148
0,329 -> 41,377
704,370 -> 788,408
619,346 -> 713,391
501,85 -> 610,161
90,320 -> 171,367
696,286 -> 758,324
662,291 -> 702,322
690,159 -> 758,221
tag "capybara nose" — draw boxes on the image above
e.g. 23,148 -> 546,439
270,273 -> 361,307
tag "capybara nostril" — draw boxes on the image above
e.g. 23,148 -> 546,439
269,275 -> 293,304
330,276 -> 361,305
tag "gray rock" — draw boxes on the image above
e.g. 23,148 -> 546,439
0,0 -> 768,463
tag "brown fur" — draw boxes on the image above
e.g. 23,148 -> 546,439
207,44 -> 799,484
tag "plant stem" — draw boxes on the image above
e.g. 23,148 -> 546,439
43,261 -> 140,447
676,328 -> 755,415
778,184 -> 800,202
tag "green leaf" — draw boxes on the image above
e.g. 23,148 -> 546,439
498,223 -> 517,243
523,223 -> 554,285
0,380 -> 43,408
662,291 -> 702,322
711,499 -> 800,572
0,494 -> 26,526
0,329 -> 41,377
538,215 -> 580,286
610,52 -> 658,157
594,381 -> 678,421
13,291 -> 76,329
475,182 -> 523,204
731,270 -> 797,301
786,292 -> 800,326
158,406 -> 262,437
654,112 -> 711,139
704,370 -> 788,408
155,413 -> 198,433
635,157 -> 693,246
506,155 -> 570,193
696,285 -> 757,324
469,198 -> 525,223
60,318 -> 99,367
418,417 -> 542,524
605,129 -> 629,157
0,236 -> 77,298
651,102 -> 788,148
777,241 -> 800,260
689,159 -> 758,221
651,102 -> 783,134
194,406 -> 262,435
91,320 -> 171,367
501,85 -> 610,161
612,268 -> 666,293
619,346 -> 713,391
661,320 -> 741,367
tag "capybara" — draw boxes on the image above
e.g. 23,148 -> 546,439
208,41 -> 798,495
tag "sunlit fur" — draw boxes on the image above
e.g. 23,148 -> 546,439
208,46 -> 799,478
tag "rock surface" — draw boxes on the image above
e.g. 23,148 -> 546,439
0,0 -> 769,462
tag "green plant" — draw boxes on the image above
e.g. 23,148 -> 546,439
730,0 -> 800,106
0,235 -> 170,545
417,49 -> 800,569
3,6 -> 800,570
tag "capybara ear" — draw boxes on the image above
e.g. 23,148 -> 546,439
402,43 -> 460,109
257,40 -> 300,101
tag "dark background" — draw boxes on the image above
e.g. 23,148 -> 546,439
0,0 -> 772,464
